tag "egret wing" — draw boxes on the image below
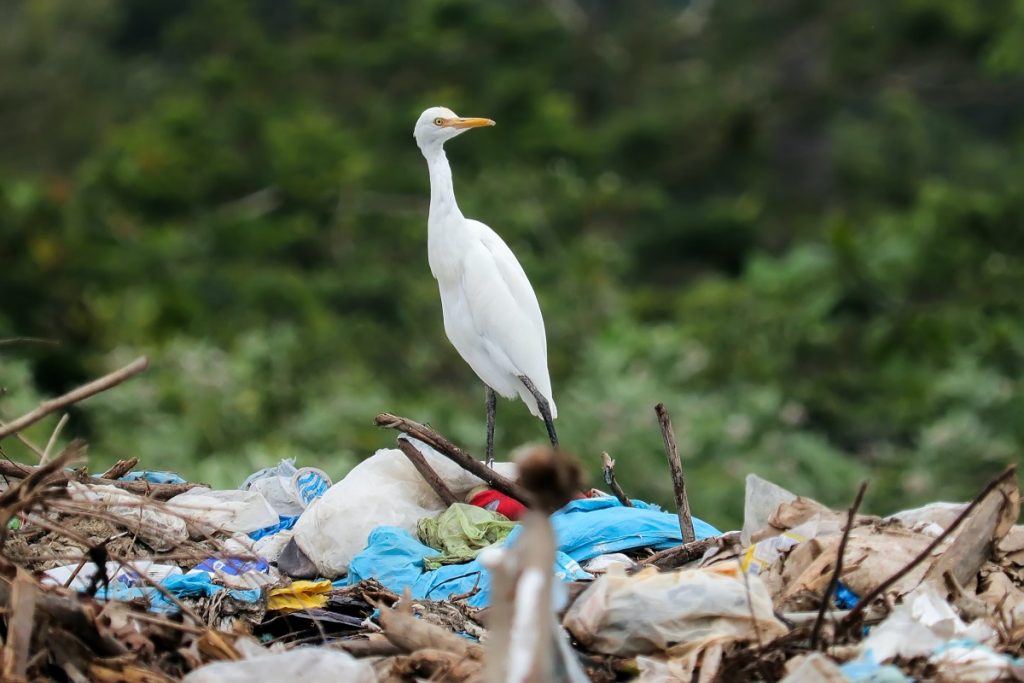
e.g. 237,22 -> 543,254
459,221 -> 555,415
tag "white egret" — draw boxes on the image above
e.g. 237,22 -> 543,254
413,106 -> 558,465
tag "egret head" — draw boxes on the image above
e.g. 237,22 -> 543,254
414,106 -> 495,153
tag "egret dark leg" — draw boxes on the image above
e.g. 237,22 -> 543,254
485,386 -> 497,468
518,375 -> 559,449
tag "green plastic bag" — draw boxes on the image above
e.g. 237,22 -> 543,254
417,503 -> 517,570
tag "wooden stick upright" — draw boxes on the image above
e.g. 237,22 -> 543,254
655,403 -> 696,544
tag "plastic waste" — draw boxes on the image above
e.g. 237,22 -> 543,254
187,556 -> 278,590
267,579 -> 333,611
119,471 -> 188,485
838,653 -> 913,682
742,473 -> 798,545
417,503 -> 516,569
254,528 -> 295,564
928,641 -> 1024,683
563,563 -> 787,657
166,487 -> 279,534
182,646 -> 376,683
67,481 -> 188,552
42,561 -> 182,592
97,572 -> 261,613
581,553 -> 636,574
292,440 -> 517,577
549,496 -> 720,563
467,486 -> 527,520
858,585 -> 998,662
241,459 -> 332,516
248,515 -> 300,541
347,525 -> 591,608
778,653 -> 848,683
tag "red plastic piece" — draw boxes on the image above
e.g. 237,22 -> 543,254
468,489 -> 527,521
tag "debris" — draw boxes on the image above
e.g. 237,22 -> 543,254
417,502 -> 517,569
266,579 -> 332,611
290,439 -> 517,578
0,395 -> 1019,682
181,647 -> 376,683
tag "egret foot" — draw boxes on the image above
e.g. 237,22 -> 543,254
485,386 -> 497,468
518,375 -> 559,449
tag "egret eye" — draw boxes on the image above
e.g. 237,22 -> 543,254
433,118 -> 445,126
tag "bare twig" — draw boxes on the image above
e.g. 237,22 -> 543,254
601,452 -> 632,507
40,413 -> 69,465
641,531 -> 742,569
0,337 -> 59,347
810,481 -> 868,649
375,413 -> 529,503
654,403 -> 695,544
841,465 -> 1018,630
0,357 -> 149,440
100,458 -> 139,480
0,459 -> 198,500
397,438 -> 458,506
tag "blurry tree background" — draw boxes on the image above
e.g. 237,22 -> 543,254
2,0 -> 1024,528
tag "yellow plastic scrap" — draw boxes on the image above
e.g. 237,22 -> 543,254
267,579 -> 333,611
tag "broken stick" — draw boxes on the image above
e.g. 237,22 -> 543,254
601,452 -> 632,507
0,357 -> 149,440
641,531 -> 741,569
396,438 -> 458,506
810,480 -> 868,650
375,413 -> 530,503
655,403 -> 695,544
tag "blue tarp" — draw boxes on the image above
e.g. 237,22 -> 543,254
347,496 -> 721,608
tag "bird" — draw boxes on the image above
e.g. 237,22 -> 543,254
413,106 -> 558,466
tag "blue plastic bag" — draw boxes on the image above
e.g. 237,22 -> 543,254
347,496 -> 721,608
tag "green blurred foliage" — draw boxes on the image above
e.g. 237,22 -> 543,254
2,0 -> 1023,528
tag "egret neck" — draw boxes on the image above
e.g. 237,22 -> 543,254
424,147 -> 465,279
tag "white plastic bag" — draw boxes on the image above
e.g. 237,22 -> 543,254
563,563 -> 787,657
292,438 -> 516,577
166,488 -> 279,534
67,482 -> 189,551
182,646 -> 376,683
42,561 -> 182,591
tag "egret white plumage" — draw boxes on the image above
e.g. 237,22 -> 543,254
414,106 -> 558,465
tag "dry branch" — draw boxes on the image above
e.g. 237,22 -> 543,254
0,357 -> 149,440
641,531 -> 742,569
397,438 -> 459,506
101,458 -> 140,480
810,481 -> 868,650
375,413 -> 529,503
601,452 -> 632,507
654,403 -> 695,544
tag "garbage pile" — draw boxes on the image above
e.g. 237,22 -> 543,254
0,420 -> 1021,682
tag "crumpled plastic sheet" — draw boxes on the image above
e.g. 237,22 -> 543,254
248,515 -> 300,541
96,572 -> 262,613
347,496 -> 721,608
267,579 -> 333,611
417,502 -> 516,569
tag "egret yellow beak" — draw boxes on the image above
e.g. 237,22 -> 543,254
445,117 -> 495,129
